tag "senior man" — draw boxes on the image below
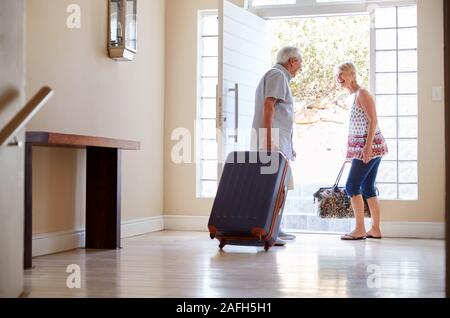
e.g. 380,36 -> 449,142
252,46 -> 303,246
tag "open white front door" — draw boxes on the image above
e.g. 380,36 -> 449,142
217,0 -> 271,172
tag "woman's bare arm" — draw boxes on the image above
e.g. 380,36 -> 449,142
357,89 -> 378,163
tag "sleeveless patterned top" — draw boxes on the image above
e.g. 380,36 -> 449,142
346,90 -> 389,161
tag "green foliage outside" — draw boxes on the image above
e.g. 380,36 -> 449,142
270,15 -> 370,105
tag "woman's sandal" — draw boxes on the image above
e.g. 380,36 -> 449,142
340,234 -> 367,241
366,234 -> 382,239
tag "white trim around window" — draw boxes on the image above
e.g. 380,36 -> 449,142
197,10 -> 220,198
248,0 -> 416,18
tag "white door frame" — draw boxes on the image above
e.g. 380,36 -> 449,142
247,0 -> 416,18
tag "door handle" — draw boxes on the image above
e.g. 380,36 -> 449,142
7,136 -> 23,148
228,83 -> 239,143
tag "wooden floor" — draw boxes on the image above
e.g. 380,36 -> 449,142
23,231 -> 445,298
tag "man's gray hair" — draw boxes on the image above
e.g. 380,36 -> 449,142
276,46 -> 302,65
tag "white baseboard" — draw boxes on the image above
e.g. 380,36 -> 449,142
381,221 -> 445,239
163,215 -> 209,232
33,229 -> 86,258
32,215 -> 445,257
122,216 -> 164,238
32,216 -> 164,257
163,215 -> 445,240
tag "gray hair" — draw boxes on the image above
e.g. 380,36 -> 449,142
276,46 -> 302,65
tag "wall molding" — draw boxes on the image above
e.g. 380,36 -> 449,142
32,215 -> 444,257
163,215 -> 209,232
121,216 -> 164,238
32,229 -> 86,258
163,215 -> 445,239
381,221 -> 445,239
32,216 -> 164,257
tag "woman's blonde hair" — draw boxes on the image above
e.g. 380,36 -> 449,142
335,62 -> 358,83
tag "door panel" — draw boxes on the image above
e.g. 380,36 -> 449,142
218,0 -> 271,171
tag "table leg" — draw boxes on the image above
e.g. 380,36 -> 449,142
86,147 -> 121,249
24,143 -> 32,269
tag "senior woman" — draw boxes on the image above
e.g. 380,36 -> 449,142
335,62 -> 389,241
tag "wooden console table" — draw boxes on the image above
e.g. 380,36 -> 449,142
24,132 -> 140,269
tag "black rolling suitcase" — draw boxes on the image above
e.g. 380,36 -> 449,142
208,151 -> 290,251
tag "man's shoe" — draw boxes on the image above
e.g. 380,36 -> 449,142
278,231 -> 296,241
274,238 -> 287,247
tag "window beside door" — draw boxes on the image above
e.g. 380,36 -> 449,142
197,11 -> 219,198
373,5 -> 418,200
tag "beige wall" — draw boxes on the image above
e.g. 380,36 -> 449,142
164,0 -> 244,215
164,0 -> 446,223
381,0 -> 445,222
27,0 -> 166,234
164,0 -> 217,217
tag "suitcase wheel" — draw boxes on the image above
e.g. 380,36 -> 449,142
219,241 -> 226,250
264,242 -> 271,252
210,233 -> 215,240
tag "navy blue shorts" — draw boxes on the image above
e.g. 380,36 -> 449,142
345,157 -> 382,199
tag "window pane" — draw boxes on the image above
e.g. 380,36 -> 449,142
398,95 -> 418,116
375,7 -> 397,28
201,78 -> 217,98
398,28 -> 417,49
376,73 -> 397,94
376,95 -> 396,116
376,29 -> 397,50
398,73 -> 417,94
399,184 -> 418,200
399,161 -> 417,183
398,50 -> 417,72
398,139 -> 417,161
378,117 -> 397,138
201,140 -> 218,160
202,37 -> 218,56
201,119 -> 216,139
202,16 -> 218,36
378,161 -> 397,183
201,181 -> 217,198
201,160 -> 218,180
200,99 -> 216,119
202,57 -> 218,77
398,117 -> 418,138
398,6 -> 417,28
384,138 -> 397,161
377,183 -> 398,200
376,51 -> 397,72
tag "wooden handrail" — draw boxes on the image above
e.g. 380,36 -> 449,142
0,87 -> 54,146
